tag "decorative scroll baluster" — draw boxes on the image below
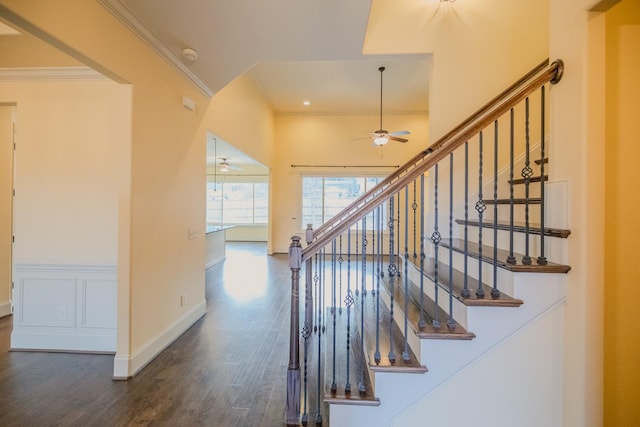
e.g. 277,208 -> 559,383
359,217 -> 367,394
447,153 -> 455,328
462,142 -> 470,298
507,109 -> 517,264
522,97 -> 533,265
476,132 -> 486,298
430,164 -> 442,328
538,85 -> 548,265
315,249 -> 323,424
305,225 -> 314,336
492,121 -> 501,298
388,196 -> 397,362
345,228 -> 353,394
419,174 -> 426,329
403,185 -> 410,361
375,205 -> 382,364
331,240 -> 337,394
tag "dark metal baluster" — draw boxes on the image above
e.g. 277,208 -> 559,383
476,132 -> 486,298
345,228 -> 353,394
492,121 -> 501,298
419,173 -> 426,329
331,240 -> 337,394
403,185 -> 410,361
448,153 -> 455,328
430,164 -> 442,328
522,97 -> 533,265
301,323 -> 310,425
388,196 -> 397,362
507,109 -> 517,264
462,142 -> 470,298
339,236 -> 343,314
413,179 -> 418,263
538,85 -> 548,265
359,217 -> 367,394
370,213 -> 375,297
375,206 -> 382,364
314,254 -> 319,333
355,222 -> 359,296
315,252 -> 322,425
396,192 -> 401,278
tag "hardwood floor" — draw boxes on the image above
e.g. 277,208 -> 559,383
0,242 -> 303,427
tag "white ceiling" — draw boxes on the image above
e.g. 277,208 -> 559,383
101,0 -> 431,115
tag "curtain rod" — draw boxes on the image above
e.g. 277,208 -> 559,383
290,164 -> 399,169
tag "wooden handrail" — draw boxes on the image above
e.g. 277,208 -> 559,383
302,59 -> 563,261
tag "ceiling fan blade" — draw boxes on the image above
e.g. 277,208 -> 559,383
388,136 -> 408,143
229,165 -> 243,171
389,130 -> 410,136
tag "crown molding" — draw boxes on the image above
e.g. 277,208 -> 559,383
0,67 -> 108,81
97,0 -> 214,97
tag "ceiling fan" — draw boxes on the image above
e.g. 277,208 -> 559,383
368,66 -> 410,146
217,158 -> 242,172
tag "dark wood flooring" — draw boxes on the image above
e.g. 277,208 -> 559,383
0,242 -> 300,426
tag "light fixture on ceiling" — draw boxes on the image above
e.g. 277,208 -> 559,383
303,100 -> 311,106
374,136 -> 389,146
219,162 -> 230,173
440,0 -> 456,2
182,47 -> 198,62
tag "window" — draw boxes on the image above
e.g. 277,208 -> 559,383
206,178 -> 268,225
302,175 -> 386,229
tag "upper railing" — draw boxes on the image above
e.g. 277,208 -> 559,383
302,58 -> 563,261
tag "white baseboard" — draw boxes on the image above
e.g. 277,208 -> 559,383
0,300 -> 12,318
112,299 -> 207,379
205,256 -> 226,271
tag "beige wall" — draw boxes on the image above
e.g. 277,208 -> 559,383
0,79 -> 127,264
0,105 -> 12,313
0,0 -> 210,375
604,1 -> 640,424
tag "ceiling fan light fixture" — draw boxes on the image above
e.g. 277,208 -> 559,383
374,136 -> 388,146
219,163 -> 230,172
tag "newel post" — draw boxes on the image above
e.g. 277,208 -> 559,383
286,235 -> 302,425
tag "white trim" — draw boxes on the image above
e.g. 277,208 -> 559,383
112,299 -> 207,379
205,256 -> 226,271
0,300 -> 11,318
97,0 -> 213,97
13,262 -> 117,273
0,67 -> 108,81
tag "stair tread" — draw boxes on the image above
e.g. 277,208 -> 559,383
357,291 -> 428,372
378,273 -> 475,339
534,158 -> 549,165
404,255 -> 524,307
323,305 -> 379,405
509,175 -> 548,185
455,219 -> 571,238
436,238 -> 571,273
483,197 -> 542,205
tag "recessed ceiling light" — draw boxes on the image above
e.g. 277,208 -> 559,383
303,100 -> 311,106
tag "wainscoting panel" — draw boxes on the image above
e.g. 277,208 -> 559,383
11,263 -> 117,353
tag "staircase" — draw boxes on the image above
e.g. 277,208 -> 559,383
285,59 -> 568,427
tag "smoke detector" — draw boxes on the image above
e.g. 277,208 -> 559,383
181,48 -> 198,62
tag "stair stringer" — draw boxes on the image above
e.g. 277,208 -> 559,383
328,272 -> 566,427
